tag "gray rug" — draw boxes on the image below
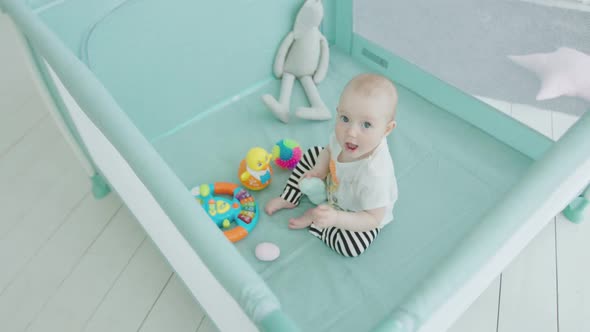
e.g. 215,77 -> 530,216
355,0 -> 590,115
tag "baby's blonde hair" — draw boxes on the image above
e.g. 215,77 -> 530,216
343,73 -> 398,121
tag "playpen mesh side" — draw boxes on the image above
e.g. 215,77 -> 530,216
22,0 -> 309,141
355,0 -> 590,118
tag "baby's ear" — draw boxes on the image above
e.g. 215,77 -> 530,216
385,120 -> 396,135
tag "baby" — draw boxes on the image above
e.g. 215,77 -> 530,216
265,73 -> 399,257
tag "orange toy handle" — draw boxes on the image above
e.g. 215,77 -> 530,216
213,182 -> 239,195
224,226 -> 249,242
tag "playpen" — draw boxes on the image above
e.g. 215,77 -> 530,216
1,0 -> 589,331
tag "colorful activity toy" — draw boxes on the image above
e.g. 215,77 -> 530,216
191,182 -> 259,242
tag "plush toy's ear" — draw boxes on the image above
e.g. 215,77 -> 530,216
294,0 -> 324,34
509,47 -> 590,103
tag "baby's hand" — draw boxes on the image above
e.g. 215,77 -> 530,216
311,205 -> 338,228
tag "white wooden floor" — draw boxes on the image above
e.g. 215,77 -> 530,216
1,13 -> 587,332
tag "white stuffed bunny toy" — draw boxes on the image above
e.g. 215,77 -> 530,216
262,0 -> 331,123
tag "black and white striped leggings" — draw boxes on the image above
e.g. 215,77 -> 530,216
280,146 -> 380,257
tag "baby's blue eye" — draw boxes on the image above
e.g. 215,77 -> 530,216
340,115 -> 349,123
363,122 -> 372,129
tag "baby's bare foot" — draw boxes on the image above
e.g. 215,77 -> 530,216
288,214 -> 313,229
265,197 -> 296,215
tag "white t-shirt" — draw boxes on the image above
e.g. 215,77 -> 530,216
325,134 -> 398,228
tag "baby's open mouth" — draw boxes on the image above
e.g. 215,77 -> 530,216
345,143 -> 358,151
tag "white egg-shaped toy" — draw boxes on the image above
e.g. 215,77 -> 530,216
255,242 -> 280,262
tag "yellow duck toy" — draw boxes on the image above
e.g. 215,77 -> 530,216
238,147 -> 273,191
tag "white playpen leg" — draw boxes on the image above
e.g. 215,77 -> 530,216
563,184 -> 590,223
39,74 -> 111,198
13,18 -> 110,198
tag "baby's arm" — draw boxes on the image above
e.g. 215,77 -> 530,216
305,147 -> 330,180
312,205 -> 384,232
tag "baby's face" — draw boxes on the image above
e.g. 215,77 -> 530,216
335,90 -> 395,162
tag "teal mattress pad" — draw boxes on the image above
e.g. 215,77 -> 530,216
146,53 -> 533,331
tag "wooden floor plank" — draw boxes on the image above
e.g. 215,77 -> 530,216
0,162 -> 88,293
0,193 -> 121,331
0,117 -> 79,237
139,274 -> 205,332
25,207 -> 146,332
552,105 -> 586,332
476,96 -> 512,115
0,14 -> 35,116
494,99 -> 559,332
552,111 -> 580,141
83,239 -> 174,332
511,103 -> 553,139
448,276 -> 501,332
0,94 -> 48,155
497,221 -> 558,332
555,213 -> 590,332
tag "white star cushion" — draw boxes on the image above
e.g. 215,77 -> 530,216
509,47 -> 590,102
